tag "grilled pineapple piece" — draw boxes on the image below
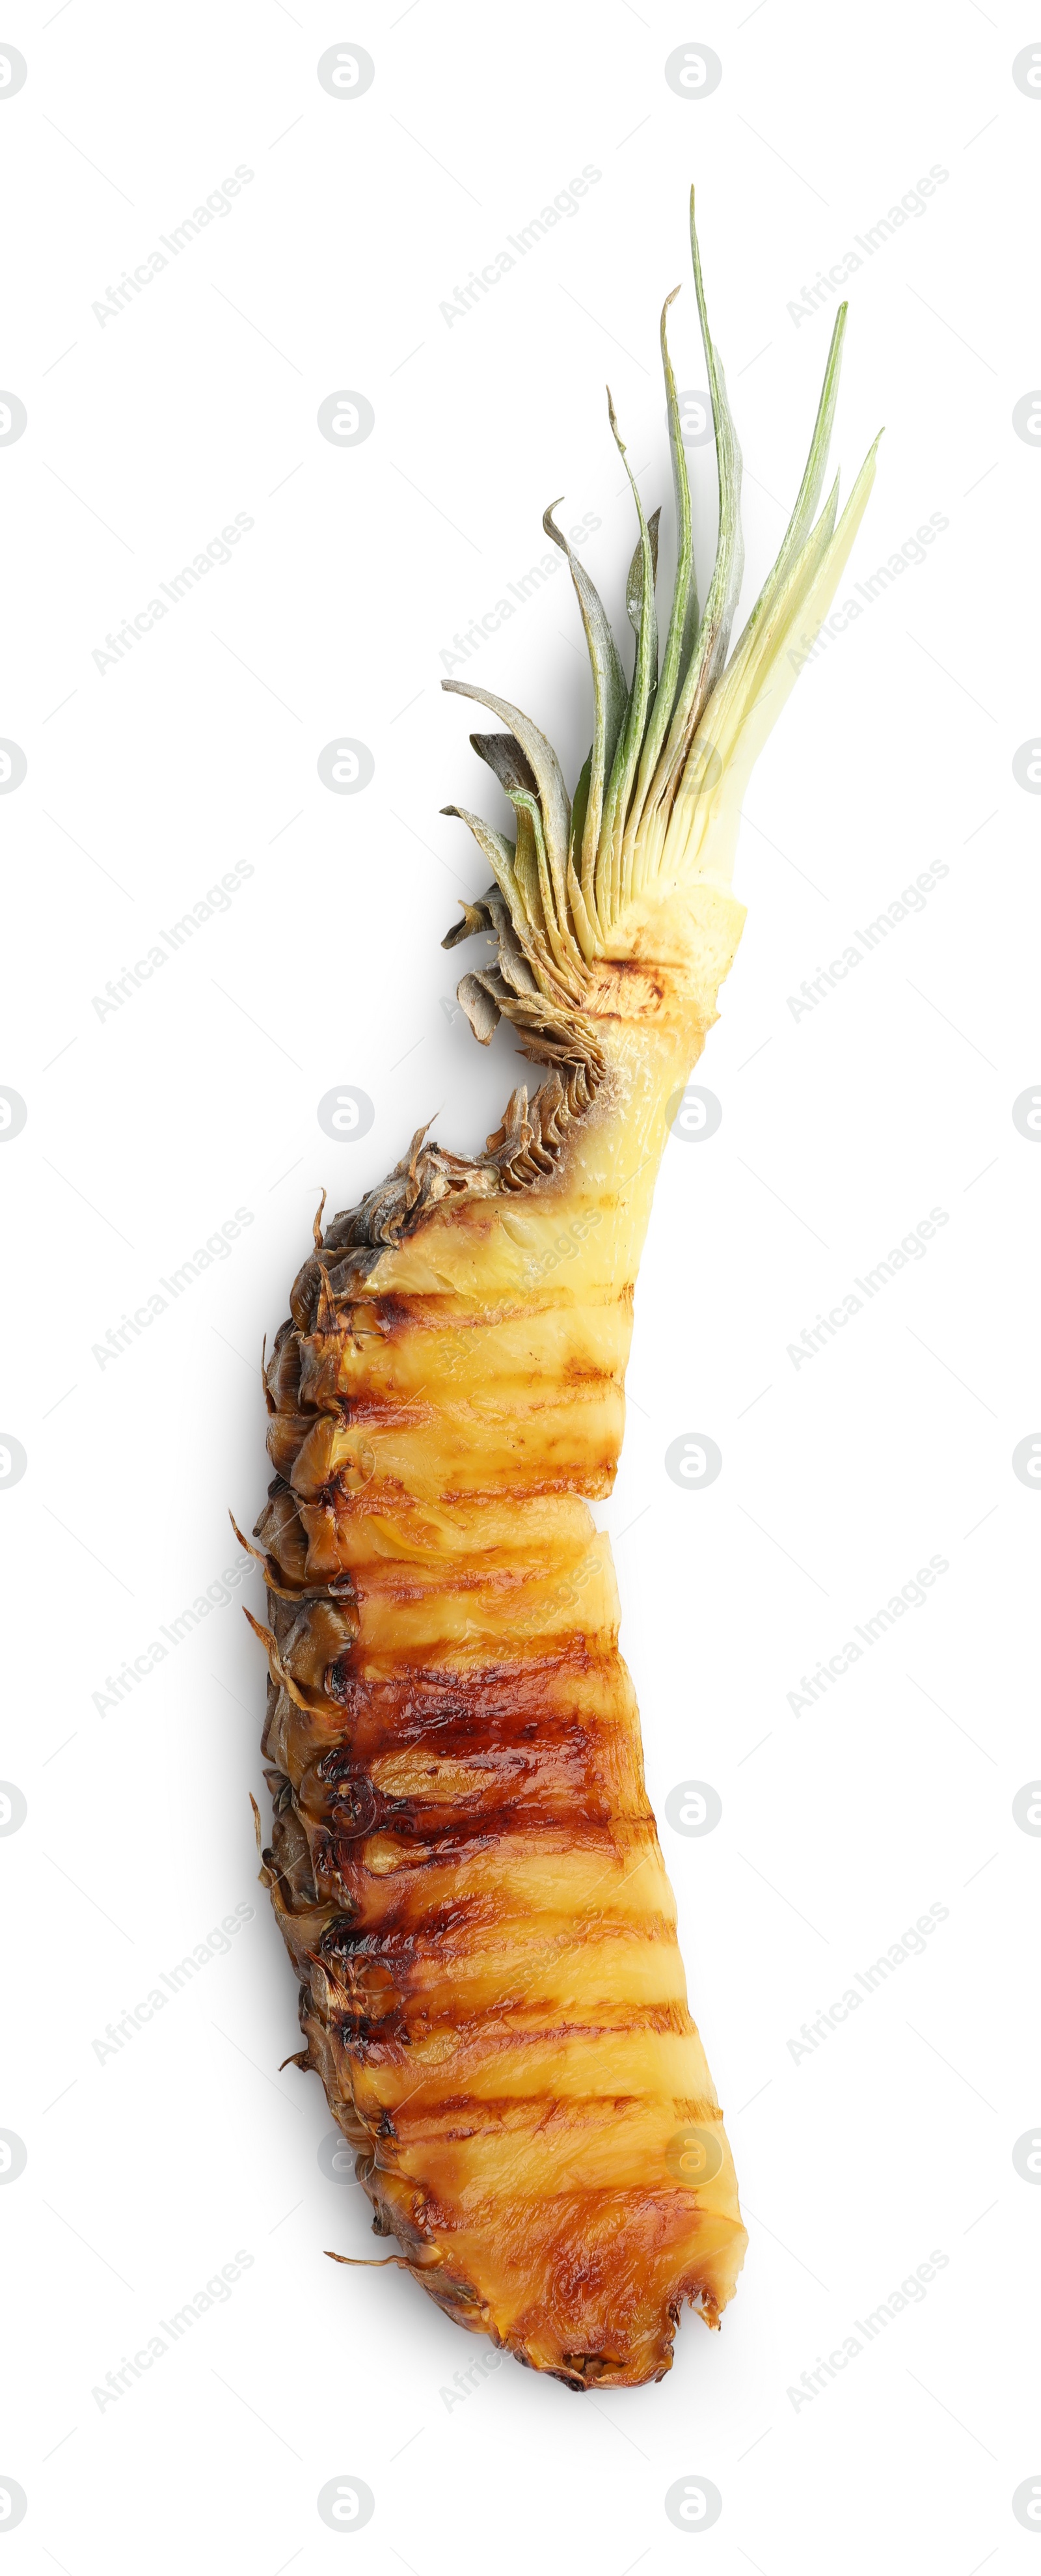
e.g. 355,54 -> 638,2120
245,191 -> 876,2387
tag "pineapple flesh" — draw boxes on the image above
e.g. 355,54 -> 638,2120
245,193 -> 877,2389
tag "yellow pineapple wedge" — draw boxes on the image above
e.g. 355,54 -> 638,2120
243,190 -> 878,2389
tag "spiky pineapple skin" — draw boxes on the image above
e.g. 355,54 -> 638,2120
252,891 -> 748,2388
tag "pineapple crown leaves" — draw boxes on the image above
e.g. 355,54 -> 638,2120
442,185 -> 881,1045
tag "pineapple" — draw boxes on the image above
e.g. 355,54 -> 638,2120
243,191 -> 877,2388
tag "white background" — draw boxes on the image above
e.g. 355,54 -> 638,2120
1,1 -> 1037,2569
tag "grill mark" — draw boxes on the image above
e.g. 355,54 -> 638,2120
252,1136 -> 745,2383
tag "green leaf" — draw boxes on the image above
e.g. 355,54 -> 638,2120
625,287 -> 698,896
647,187 -> 744,828
542,504 -> 627,937
729,300 -> 848,663
442,679 -> 571,892
596,398 -> 660,925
